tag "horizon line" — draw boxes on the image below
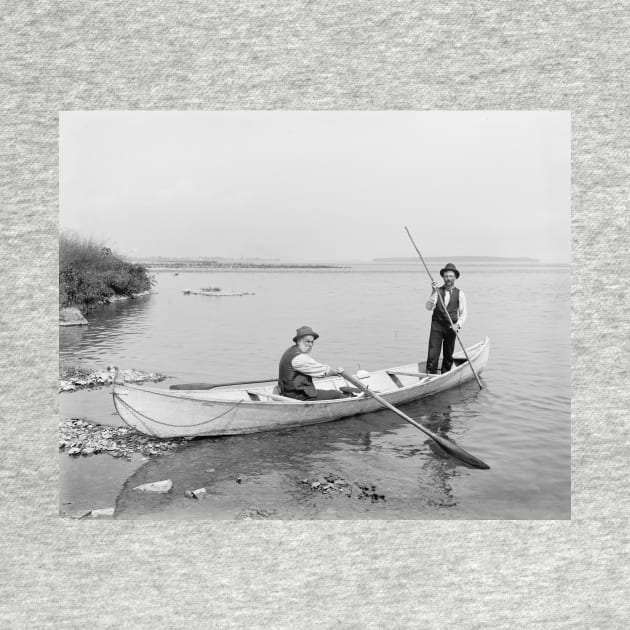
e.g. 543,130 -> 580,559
130,255 -> 569,265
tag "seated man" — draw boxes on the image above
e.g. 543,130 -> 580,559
278,326 -> 346,401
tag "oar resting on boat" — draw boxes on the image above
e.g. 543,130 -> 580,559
170,378 -> 277,391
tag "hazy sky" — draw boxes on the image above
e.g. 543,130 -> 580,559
59,111 -> 570,262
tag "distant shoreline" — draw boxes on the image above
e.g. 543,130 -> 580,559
131,257 -> 570,269
373,256 -> 540,262
142,261 -> 348,270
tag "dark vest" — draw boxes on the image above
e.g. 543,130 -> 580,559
432,286 -> 460,324
278,345 -> 317,399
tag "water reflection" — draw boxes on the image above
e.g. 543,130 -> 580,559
59,295 -> 154,367
114,390 -> 480,520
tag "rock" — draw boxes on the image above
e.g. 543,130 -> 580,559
205,468 -> 215,473
93,371 -> 111,384
236,476 -> 242,484
68,448 -> 81,456
71,510 -> 92,519
184,491 -> 195,499
90,507 -> 115,518
311,481 -> 321,489
81,447 -> 96,455
59,307 -> 88,327
191,488 -> 207,499
133,479 -> 173,493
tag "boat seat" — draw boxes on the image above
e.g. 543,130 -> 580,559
386,370 -> 432,378
247,390 -> 300,403
387,372 -> 404,388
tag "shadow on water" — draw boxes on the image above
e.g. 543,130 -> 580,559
114,382 -> 483,520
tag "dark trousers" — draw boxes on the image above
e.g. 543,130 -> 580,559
426,320 -> 457,374
284,389 -> 346,401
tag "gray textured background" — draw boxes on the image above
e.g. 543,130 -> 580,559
1,1 -> 628,627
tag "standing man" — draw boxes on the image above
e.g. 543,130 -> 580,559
278,326 -> 346,400
425,263 -> 467,374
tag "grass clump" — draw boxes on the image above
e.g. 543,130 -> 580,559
60,232 -> 153,311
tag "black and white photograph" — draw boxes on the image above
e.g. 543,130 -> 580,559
59,110 -> 570,520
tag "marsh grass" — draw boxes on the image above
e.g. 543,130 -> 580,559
60,233 -> 153,311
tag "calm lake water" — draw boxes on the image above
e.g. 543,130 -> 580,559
59,262 -> 570,519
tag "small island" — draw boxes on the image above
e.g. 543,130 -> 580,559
183,286 -> 255,297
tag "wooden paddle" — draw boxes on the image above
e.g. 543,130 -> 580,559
340,370 -> 490,469
404,226 -> 484,390
170,378 -> 276,390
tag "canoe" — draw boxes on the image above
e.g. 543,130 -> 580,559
112,337 -> 489,439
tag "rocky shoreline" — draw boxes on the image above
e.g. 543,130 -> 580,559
59,418 -> 186,460
59,366 -> 166,393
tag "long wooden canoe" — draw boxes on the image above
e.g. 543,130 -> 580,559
112,337 -> 489,438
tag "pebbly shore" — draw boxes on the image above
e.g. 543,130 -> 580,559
59,418 -> 187,460
59,366 -> 166,393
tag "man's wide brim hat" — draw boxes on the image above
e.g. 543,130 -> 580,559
440,263 -> 460,279
293,326 -> 320,343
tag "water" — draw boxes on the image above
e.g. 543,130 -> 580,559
59,263 -> 570,519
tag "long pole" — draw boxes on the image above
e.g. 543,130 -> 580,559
340,371 -> 489,469
404,226 -> 483,390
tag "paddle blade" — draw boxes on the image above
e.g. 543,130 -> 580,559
431,435 -> 490,470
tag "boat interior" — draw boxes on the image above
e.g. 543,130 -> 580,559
195,356 -> 471,403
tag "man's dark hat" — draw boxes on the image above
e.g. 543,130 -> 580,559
440,263 -> 460,279
293,326 -> 319,343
